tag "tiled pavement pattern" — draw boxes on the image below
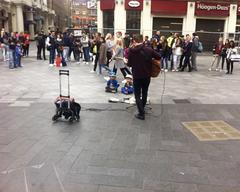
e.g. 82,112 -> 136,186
0,104 -> 240,192
182,121 -> 240,141
0,51 -> 240,105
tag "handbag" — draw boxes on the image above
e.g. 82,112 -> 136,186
151,58 -> 161,78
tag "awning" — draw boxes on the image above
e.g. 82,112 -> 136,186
100,0 -> 115,10
151,0 -> 187,15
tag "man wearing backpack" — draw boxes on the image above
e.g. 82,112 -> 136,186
191,33 -> 200,71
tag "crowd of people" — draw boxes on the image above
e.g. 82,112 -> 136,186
33,30 -> 202,74
210,37 -> 237,74
0,28 -> 30,68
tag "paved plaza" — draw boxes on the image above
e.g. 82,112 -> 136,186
0,47 -> 240,192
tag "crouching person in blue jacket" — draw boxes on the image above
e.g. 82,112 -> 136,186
105,72 -> 119,93
121,74 -> 134,95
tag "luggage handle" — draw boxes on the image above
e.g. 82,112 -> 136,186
59,70 -> 69,76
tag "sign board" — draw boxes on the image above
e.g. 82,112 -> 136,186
125,0 -> 143,10
73,30 -> 82,37
195,2 -> 230,17
87,1 -> 97,9
128,1 -> 140,8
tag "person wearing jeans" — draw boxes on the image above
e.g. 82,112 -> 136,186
98,37 -> 111,74
46,31 -> 56,66
128,34 -> 161,120
81,33 -> 90,64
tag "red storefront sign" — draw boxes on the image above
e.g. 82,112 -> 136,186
195,2 -> 230,17
125,0 -> 143,10
100,0 -> 115,10
151,0 -> 187,15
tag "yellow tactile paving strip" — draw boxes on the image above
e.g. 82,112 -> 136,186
182,121 -> 240,141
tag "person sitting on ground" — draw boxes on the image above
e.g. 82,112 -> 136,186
121,74 -> 134,95
105,72 -> 119,93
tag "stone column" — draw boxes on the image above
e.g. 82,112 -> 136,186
114,0 -> 126,35
26,9 -> 35,39
43,13 -> 49,34
141,0 -> 152,38
16,4 -> 24,33
182,2 -> 196,35
97,1 -> 103,34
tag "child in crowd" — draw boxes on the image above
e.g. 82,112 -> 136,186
15,41 -> 23,67
121,74 -> 134,95
105,72 -> 119,93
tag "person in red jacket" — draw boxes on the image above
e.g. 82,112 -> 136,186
209,37 -> 224,71
128,34 -> 161,120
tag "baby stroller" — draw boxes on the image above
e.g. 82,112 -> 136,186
52,70 -> 81,122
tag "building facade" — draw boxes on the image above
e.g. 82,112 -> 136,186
97,0 -> 240,50
72,0 -> 97,28
0,0 -> 75,38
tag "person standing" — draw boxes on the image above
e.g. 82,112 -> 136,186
91,32 -> 101,72
128,34 -> 161,120
105,33 -> 115,67
221,39 -> 230,71
209,37 -> 224,71
23,32 -> 30,57
36,31 -> 47,60
81,32 -> 90,64
180,35 -> 192,72
226,40 -> 235,74
172,35 -> 183,72
191,33 -> 200,71
112,39 -> 131,78
56,34 -> 66,67
46,31 -> 56,66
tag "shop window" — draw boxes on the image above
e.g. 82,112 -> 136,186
103,10 -> 114,35
126,10 -> 141,35
196,19 -> 224,51
153,18 -> 183,36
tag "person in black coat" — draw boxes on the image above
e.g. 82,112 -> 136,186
180,35 -> 193,72
128,34 -> 161,120
36,31 -> 47,60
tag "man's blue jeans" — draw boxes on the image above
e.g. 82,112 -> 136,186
49,49 -> 55,64
83,47 -> 90,62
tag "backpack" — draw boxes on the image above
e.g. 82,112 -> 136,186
197,42 -> 203,52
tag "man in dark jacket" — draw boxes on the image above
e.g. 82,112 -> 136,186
128,34 -> 161,120
36,31 -> 47,60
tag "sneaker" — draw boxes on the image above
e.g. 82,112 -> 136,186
208,68 -> 212,71
164,69 -> 168,72
49,64 -> 54,67
172,69 -> 176,72
90,70 -> 95,73
135,113 -> 145,120
86,62 -> 89,65
216,68 -> 220,71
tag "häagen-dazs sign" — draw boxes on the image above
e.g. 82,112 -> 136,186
196,3 -> 229,11
128,0 -> 140,8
